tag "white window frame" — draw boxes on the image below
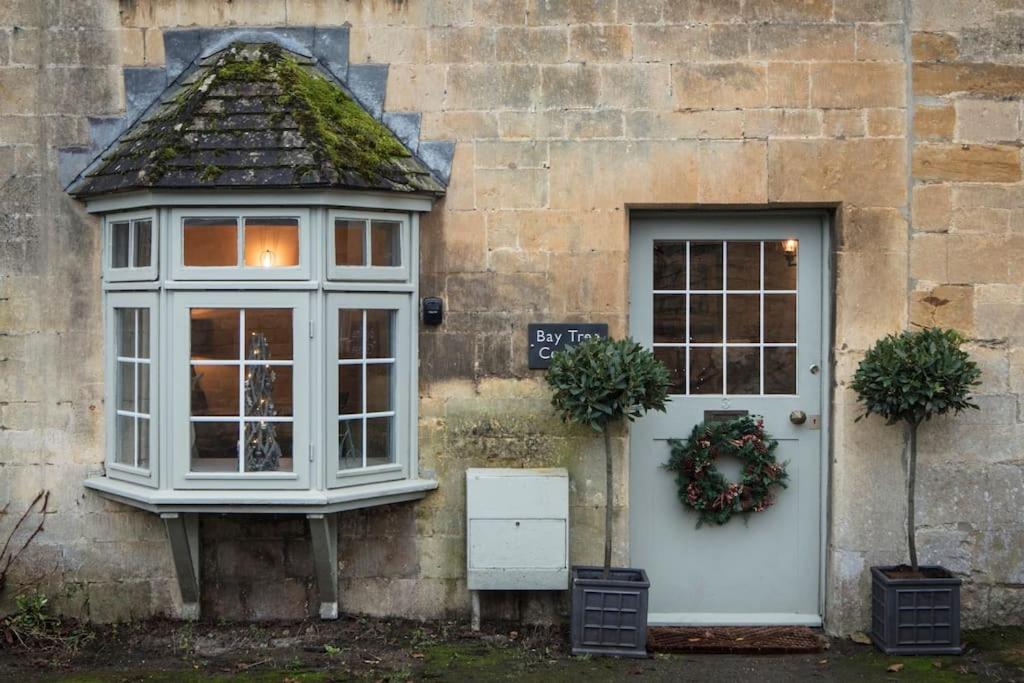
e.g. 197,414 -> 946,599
104,211 -> 158,282
326,209 -> 410,282
325,292 -> 413,488
169,207 -> 312,281
170,291 -> 311,490
105,292 -> 159,487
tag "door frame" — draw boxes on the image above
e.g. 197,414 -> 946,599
626,208 -> 835,625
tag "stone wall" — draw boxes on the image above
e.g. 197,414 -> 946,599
0,0 -> 1020,633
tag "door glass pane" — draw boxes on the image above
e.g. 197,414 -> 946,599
190,421 -> 238,472
365,416 -> 393,467
133,219 -> 152,268
689,347 -> 722,394
190,308 -> 239,359
653,241 -> 686,290
726,241 -> 760,290
653,295 -> 685,343
137,418 -> 150,469
727,347 -> 760,394
339,310 -> 363,359
765,347 -> 796,394
654,347 -> 685,395
244,420 -> 292,472
726,294 -> 760,343
335,219 -> 365,266
183,218 -> 237,266
366,363 -> 392,413
117,362 -> 135,411
370,221 -> 401,267
338,365 -> 363,415
765,240 -> 798,290
688,295 -> 722,343
243,218 -> 299,268
112,222 -> 130,268
245,308 -> 293,360
365,309 -> 394,358
115,414 -> 134,466
338,418 -> 363,470
764,294 -> 797,343
689,242 -> 723,290
192,365 -> 237,416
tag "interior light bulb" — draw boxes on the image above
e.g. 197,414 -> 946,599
260,249 -> 275,268
782,239 -> 798,255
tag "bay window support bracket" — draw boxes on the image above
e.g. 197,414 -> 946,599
161,512 -> 200,620
308,512 -> 339,620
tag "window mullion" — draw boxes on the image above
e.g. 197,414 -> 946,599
238,308 -> 245,474
361,310 -> 368,469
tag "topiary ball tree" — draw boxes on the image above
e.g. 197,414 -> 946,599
546,337 -> 671,576
850,327 -> 980,572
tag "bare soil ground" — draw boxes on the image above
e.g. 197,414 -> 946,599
1,617 -> 1022,682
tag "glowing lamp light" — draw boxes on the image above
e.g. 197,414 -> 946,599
260,249 -> 275,268
782,239 -> 798,267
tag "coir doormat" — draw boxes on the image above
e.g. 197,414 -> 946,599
647,626 -> 826,654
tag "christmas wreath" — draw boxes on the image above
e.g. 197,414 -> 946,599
665,416 -> 788,526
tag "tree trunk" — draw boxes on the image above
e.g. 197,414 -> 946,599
603,427 -> 613,579
907,421 -> 919,572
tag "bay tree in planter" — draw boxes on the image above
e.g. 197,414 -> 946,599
851,327 -> 980,656
546,336 -> 670,658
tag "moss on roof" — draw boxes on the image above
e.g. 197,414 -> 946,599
70,43 -> 444,197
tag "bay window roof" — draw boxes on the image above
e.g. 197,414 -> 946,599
69,42 -> 445,198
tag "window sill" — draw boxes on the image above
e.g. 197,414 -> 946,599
84,476 -> 438,514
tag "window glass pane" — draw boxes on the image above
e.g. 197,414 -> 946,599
338,365 -> 363,415
370,221 -> 401,267
138,364 -> 150,414
115,414 -> 134,466
365,309 -> 394,358
653,295 -> 685,343
653,347 -> 685,395
365,416 -> 393,467
765,347 -> 796,394
244,420 -> 292,472
338,418 -> 363,470
688,294 -> 722,343
117,362 -> 135,412
243,218 -> 299,268
137,418 -> 150,469
689,242 -> 723,290
112,222 -> 130,268
726,294 -> 759,343
245,309 -> 293,360
765,240 -> 798,290
190,421 -> 238,472
764,294 -> 797,343
653,241 -> 686,290
183,218 -> 237,266
726,347 -> 760,395
334,219 -> 365,266
137,309 -> 150,359
192,365 -> 237,417
339,309 -> 363,359
245,365 -> 292,417
726,241 -> 760,290
133,219 -> 152,268
366,363 -> 392,413
116,308 -> 135,356
689,347 -> 722,394
191,308 -> 239,360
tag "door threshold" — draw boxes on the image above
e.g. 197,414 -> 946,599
648,613 -> 822,627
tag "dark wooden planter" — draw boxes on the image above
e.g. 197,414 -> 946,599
570,566 -> 650,658
870,565 -> 962,655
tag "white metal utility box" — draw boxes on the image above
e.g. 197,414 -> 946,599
466,468 -> 569,591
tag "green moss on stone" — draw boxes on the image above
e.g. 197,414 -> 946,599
198,164 -> 223,183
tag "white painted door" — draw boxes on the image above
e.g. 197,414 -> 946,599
628,213 -> 827,626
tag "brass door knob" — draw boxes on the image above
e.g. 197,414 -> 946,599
789,410 -> 807,425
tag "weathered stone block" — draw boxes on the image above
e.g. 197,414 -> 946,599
598,64 -> 671,110
910,284 -> 974,333
626,110 -> 744,140
569,24 -> 630,62
664,0 -> 743,22
768,138 -> 907,207
0,67 -> 38,115
386,64 -> 445,112
810,63 -> 905,108
744,0 -> 832,22
351,26 -> 427,64
447,64 -> 540,110
421,111 -> 499,140
913,143 -> 1021,183
835,0 -> 903,22
915,62 -> 1024,98
540,63 -> 600,108
564,110 -> 622,138
909,233 -> 949,282
765,62 -> 810,108
526,0 -> 615,25
750,24 -> 855,62
947,235 -> 1017,283
673,62 -> 767,110
840,206 -> 908,254
697,140 -> 767,203
743,109 -> 822,138
120,28 -> 145,67
428,26 -> 495,63
632,25 -> 706,63
495,27 -> 568,63
867,108 -> 905,137
856,23 -> 904,62
475,168 -> 548,209
911,31 -> 959,62
952,207 -> 1010,234
955,99 -> 1021,144
824,109 -> 867,138
913,183 -> 952,232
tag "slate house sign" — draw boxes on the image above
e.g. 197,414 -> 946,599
528,323 -> 609,369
